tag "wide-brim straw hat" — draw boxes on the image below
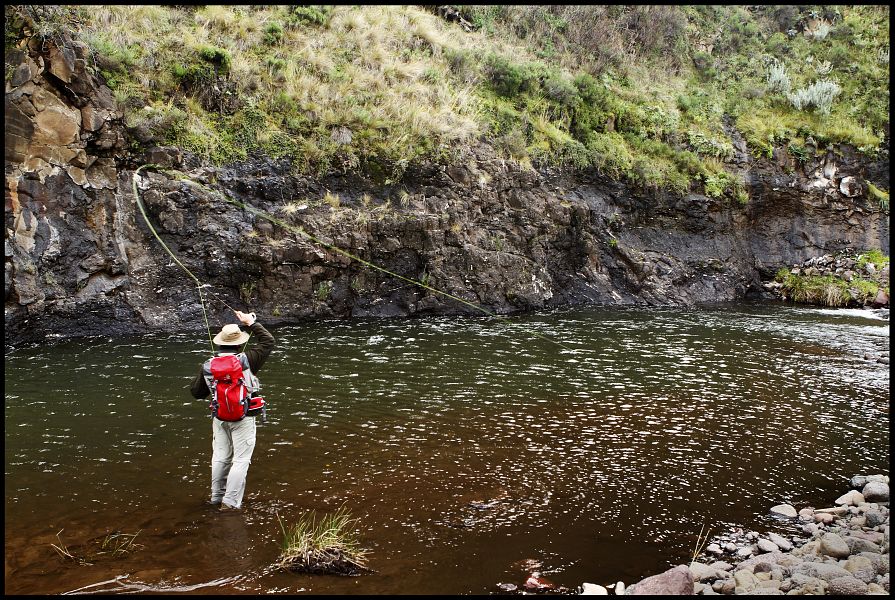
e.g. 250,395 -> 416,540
213,323 -> 250,346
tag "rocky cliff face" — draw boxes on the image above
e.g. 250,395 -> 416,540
4,33 -> 890,346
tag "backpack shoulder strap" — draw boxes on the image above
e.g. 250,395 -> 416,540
237,352 -> 260,393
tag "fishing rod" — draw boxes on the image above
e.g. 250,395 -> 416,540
136,164 -> 573,351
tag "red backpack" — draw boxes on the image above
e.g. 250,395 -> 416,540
209,355 -> 250,421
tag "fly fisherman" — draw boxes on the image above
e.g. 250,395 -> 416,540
190,310 -> 275,511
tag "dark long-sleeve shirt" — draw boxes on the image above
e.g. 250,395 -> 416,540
190,322 -> 276,399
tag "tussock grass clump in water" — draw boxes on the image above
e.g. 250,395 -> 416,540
51,529 -> 143,565
276,506 -> 371,576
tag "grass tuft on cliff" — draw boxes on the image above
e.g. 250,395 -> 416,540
5,5 -> 889,198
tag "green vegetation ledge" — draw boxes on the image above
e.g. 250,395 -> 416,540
765,249 -> 890,307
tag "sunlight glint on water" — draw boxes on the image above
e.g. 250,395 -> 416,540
4,303 -> 889,595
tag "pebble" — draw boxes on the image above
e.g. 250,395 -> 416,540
794,561 -> 853,582
757,539 -> 778,553
866,510 -> 886,528
844,556 -> 873,571
815,513 -> 835,525
819,533 -> 851,559
580,582 -> 607,595
862,481 -> 890,503
845,537 -> 881,554
768,532 -> 793,551
815,506 -> 848,515
828,575 -> 869,595
858,552 -> 890,575
734,569 -> 757,592
690,562 -> 722,582
770,504 -> 797,518
835,490 -> 865,506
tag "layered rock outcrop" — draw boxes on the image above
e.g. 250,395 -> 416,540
4,31 -> 890,346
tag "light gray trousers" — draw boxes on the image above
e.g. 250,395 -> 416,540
211,416 -> 256,509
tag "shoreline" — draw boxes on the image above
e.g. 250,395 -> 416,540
589,474 -> 891,595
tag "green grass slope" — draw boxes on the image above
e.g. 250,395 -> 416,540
5,5 -> 890,201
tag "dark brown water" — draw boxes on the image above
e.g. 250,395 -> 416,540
4,303 -> 890,594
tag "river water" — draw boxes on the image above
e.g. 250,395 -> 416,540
4,303 -> 890,595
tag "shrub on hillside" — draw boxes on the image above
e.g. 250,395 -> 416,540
484,54 -> 525,97
286,5 -> 331,28
766,61 -> 791,94
125,102 -> 189,145
543,72 -> 579,107
443,47 -> 478,83
827,43 -> 850,68
264,21 -> 283,45
787,80 -> 841,115
484,54 -> 543,98
197,45 -> 231,72
766,32 -> 792,56
586,132 -> 633,179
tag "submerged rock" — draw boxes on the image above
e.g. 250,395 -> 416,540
523,572 -> 554,590
496,582 -> 517,592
